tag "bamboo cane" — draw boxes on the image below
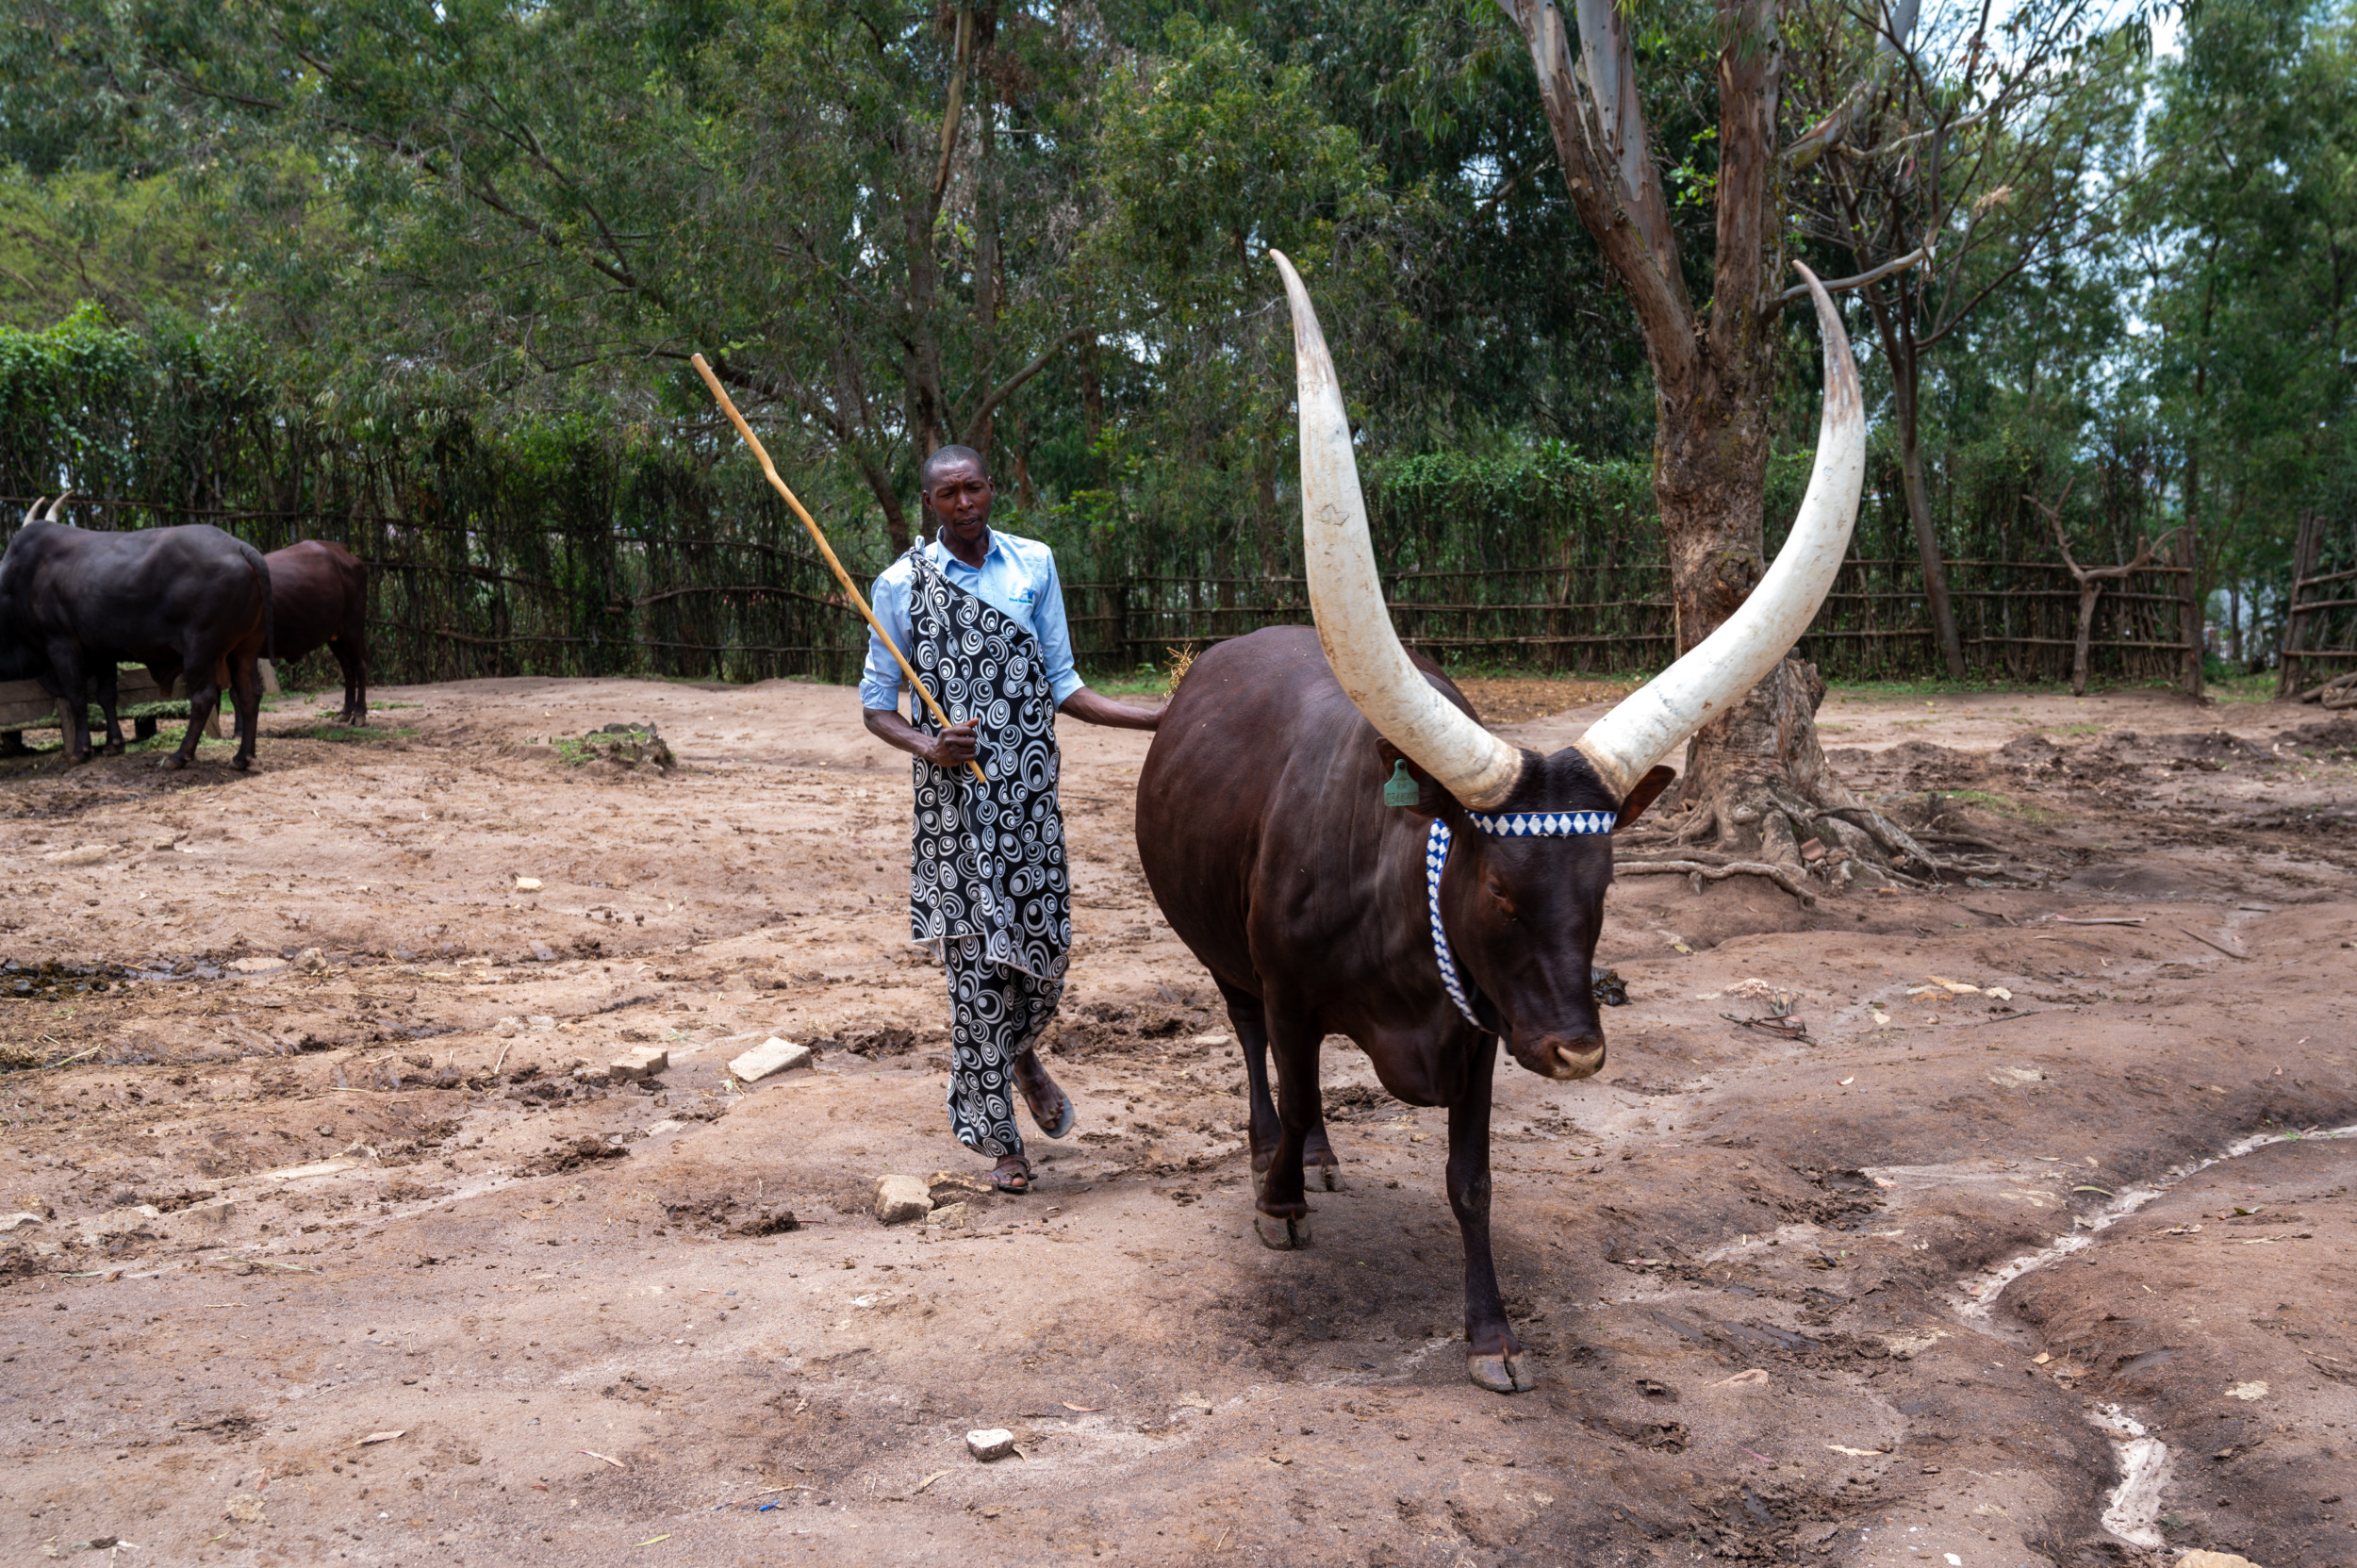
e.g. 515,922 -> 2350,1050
690,353 -> 987,785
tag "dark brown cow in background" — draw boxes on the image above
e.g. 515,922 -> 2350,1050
0,496 -> 272,769
264,540 -> 369,724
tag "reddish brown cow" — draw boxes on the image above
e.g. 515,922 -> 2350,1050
265,540 -> 370,724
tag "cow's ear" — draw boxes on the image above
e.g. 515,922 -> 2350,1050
1616,766 -> 1677,829
1375,737 -> 1442,817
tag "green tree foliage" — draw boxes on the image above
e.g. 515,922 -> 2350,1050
0,0 -> 2347,688
2134,0 -> 2357,666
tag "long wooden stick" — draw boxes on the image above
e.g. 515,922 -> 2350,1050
690,354 -> 986,785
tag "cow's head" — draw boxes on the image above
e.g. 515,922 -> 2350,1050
0,495 -> 73,678
1272,252 -> 1864,1081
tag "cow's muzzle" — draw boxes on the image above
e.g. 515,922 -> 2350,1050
1512,1032 -> 1607,1081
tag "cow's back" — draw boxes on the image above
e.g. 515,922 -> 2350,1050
0,520 -> 269,667
265,539 -> 364,660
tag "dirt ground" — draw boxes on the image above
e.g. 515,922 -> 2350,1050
2,673 -> 2353,1567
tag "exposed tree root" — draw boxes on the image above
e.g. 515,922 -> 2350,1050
1646,657 -> 2011,893
1615,859 -> 1818,907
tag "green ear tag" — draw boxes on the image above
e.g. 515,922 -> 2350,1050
1382,759 -> 1421,808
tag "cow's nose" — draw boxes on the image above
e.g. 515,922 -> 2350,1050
1528,1033 -> 1606,1081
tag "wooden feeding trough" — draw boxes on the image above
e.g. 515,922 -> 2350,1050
0,660 -> 280,755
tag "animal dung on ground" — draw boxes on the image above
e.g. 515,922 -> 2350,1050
728,1036 -> 813,1082
608,1046 -> 669,1082
965,1428 -> 1016,1461
872,1174 -> 931,1225
224,1494 -> 266,1524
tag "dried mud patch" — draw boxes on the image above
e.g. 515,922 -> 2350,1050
0,676 -> 2352,1567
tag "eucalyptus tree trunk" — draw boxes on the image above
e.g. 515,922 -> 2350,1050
1875,321 -> 1968,681
1501,0 -> 1937,881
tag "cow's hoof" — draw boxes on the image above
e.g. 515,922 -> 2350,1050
1467,1350 -> 1535,1394
159,754 -> 189,771
1254,1212 -> 1312,1250
230,754 -> 252,772
103,742 -> 124,757
1309,1160 -> 1342,1192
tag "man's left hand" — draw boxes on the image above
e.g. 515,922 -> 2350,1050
1058,688 -> 1162,732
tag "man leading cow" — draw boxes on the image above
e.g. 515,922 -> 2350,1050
859,446 -> 1162,1194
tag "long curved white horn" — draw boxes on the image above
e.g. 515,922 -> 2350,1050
23,495 -> 49,526
1572,263 -> 1865,801
1273,250 -> 1525,810
43,491 -> 73,522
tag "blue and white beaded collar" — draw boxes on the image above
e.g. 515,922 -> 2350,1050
1426,807 -> 1616,1029
1465,809 -> 1615,837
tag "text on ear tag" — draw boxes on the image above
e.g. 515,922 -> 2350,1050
1382,759 -> 1421,808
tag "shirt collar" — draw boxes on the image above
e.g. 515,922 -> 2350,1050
927,529 -> 1004,570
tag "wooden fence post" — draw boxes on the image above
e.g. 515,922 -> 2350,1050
2277,509 -> 2322,699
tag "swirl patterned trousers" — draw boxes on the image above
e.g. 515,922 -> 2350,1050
942,935 -> 1066,1159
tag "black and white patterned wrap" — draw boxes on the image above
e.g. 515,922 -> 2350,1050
902,548 -> 1072,980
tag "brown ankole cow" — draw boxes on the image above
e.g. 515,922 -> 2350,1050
1133,254 -> 1864,1393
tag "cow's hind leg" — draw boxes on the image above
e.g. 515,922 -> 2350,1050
1218,980 -> 1339,1188
1447,1034 -> 1530,1394
225,652 -> 261,770
1300,1110 -> 1340,1191
333,637 -> 367,726
96,667 -> 124,756
170,653 -> 223,770
1217,979 -> 1281,1176
1252,1006 -> 1320,1250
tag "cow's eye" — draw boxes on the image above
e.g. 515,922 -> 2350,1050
1482,875 -> 1517,919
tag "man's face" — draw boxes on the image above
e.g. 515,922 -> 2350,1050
925,458 -> 994,542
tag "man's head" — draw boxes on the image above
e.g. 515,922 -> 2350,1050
920,445 -> 994,545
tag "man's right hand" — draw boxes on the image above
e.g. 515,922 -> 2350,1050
865,704 -> 983,771
926,719 -> 979,770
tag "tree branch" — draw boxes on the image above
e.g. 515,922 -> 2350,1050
1777,244 -> 1927,305
1494,0 -> 1697,391
955,322 -> 1095,443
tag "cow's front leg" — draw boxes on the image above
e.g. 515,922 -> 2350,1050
1253,1006 -> 1318,1250
1447,1035 -> 1529,1393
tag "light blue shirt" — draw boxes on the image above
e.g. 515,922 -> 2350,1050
859,530 -> 1087,713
